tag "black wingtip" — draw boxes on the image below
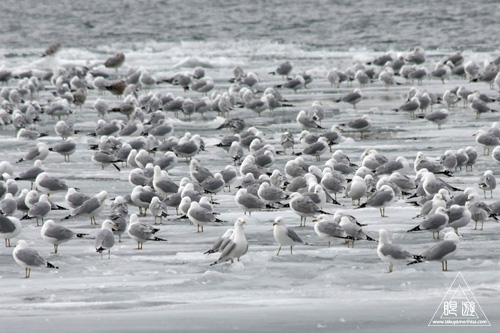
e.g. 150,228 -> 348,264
96,247 -> 104,253
407,193 -> 419,199
407,255 -> 425,265
112,163 -> 121,172
407,225 -> 421,233
76,233 -> 88,238
47,261 -> 58,269
413,254 -> 425,262
443,170 -> 453,177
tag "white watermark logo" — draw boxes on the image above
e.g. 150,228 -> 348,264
429,271 -> 490,326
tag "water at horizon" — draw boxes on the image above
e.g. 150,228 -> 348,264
1,0 -> 499,53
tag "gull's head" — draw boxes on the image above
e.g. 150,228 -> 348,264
435,207 -> 448,216
234,218 -> 246,226
444,231 -> 460,243
101,220 -> 115,230
16,240 -> 28,249
339,216 -> 351,227
312,214 -> 330,223
129,214 -> 139,225
288,192 -> 302,201
273,216 -> 284,226
378,229 -> 390,244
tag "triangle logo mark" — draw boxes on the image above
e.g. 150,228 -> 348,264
429,271 -> 491,326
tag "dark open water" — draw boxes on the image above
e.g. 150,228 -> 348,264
0,0 -> 499,52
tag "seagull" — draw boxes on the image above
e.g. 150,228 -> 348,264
220,165 -> 237,192
149,197 -> 168,224
235,188 -> 265,216
405,46 -> 426,64
187,201 -> 223,233
339,216 -> 377,248
336,89 -> 363,109
127,214 -> 167,249
446,205 -> 472,235
479,170 -> 496,199
191,77 -> 214,95
91,150 -> 122,171
269,60 -> 293,79
408,231 -> 460,271
473,129 -> 499,155
65,187 -> 91,209
35,172 -> 68,196
273,216 -> 306,255
394,97 -> 420,120
95,220 -> 116,259
377,229 -> 423,273
25,193 -> 51,226
378,69 -> 398,90
131,186 -> 160,216
407,206 -> 449,239
63,190 -> 107,225
0,193 -> 17,216
343,115 -> 372,139
43,42 -> 62,57
296,110 -> 324,130
413,192 -> 446,219
425,109 -> 449,130
200,173 -> 225,198
215,117 -> 246,133
152,166 -> 179,199
104,52 -> 125,72
204,228 -> 234,255
257,182 -> 286,208
466,192 -> 498,230
357,185 -> 395,217
312,214 -> 351,247
41,220 -> 87,253
289,192 -> 331,227
49,139 -> 76,162
210,218 -> 248,265
13,240 -> 58,278
302,137 -> 329,161
345,175 -> 366,206
0,214 -> 22,247
16,142 -> 49,163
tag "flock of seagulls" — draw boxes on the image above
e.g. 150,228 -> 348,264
1,44 -> 500,279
